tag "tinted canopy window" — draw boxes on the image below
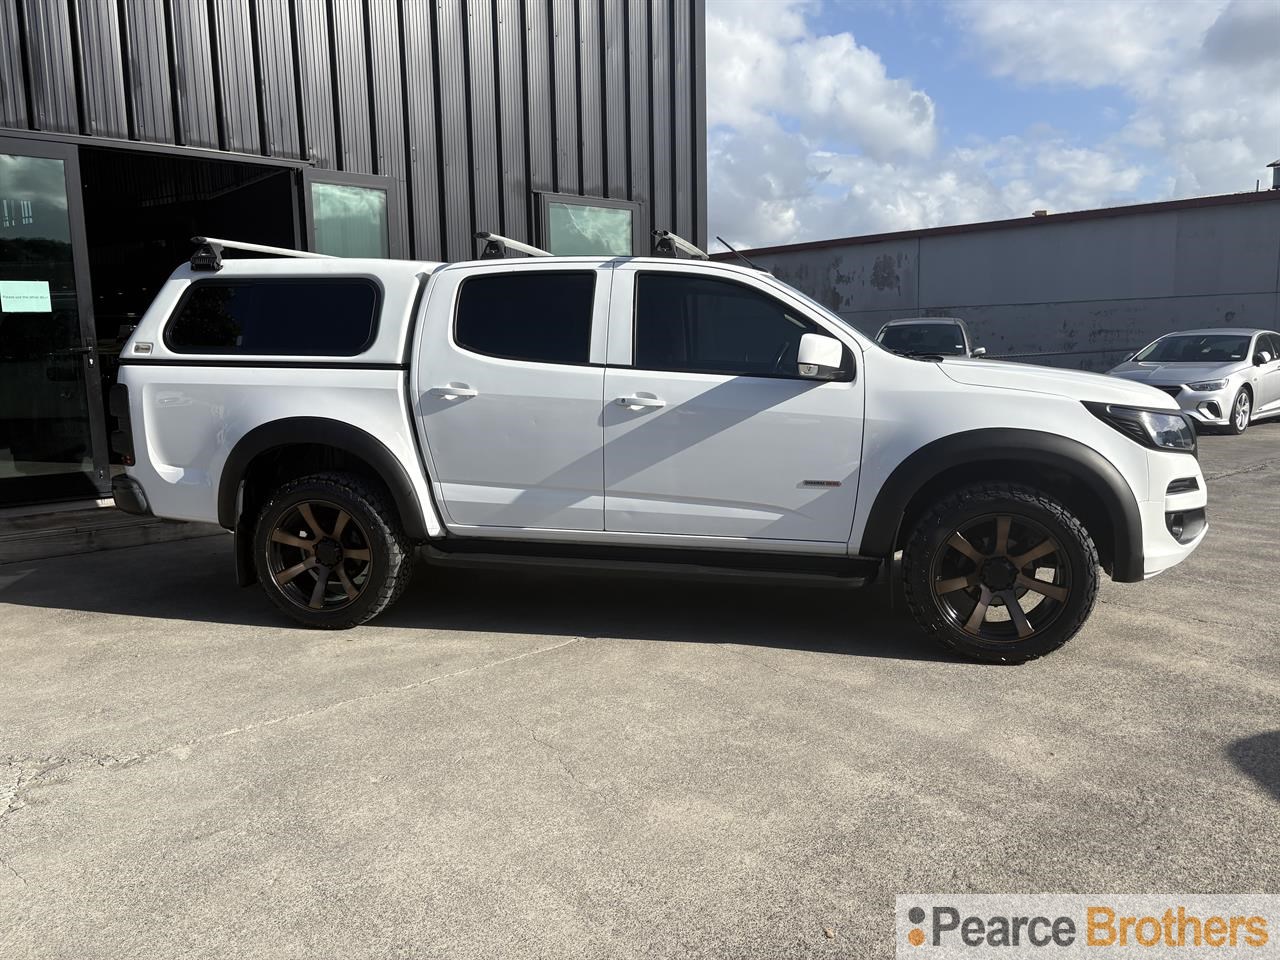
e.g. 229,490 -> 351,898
167,279 -> 379,356
455,272 -> 595,364
634,273 -> 844,378
878,322 -> 966,356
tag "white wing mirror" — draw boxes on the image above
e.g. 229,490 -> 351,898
1256,350 -> 1273,366
970,346 -> 986,358
797,333 -> 844,379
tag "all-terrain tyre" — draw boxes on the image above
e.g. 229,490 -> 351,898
901,483 -> 1100,664
253,471 -> 415,629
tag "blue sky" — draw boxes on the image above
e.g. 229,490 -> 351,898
706,0 -> 1280,248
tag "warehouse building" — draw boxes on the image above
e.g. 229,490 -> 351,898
0,0 -> 706,508
719,188 -> 1280,371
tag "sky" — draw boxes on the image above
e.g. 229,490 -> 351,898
706,0 -> 1280,250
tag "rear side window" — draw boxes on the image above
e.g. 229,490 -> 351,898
454,271 -> 595,365
166,279 -> 380,356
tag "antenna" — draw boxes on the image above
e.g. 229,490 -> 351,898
475,232 -> 553,259
715,235 -> 765,271
652,229 -> 708,260
190,235 -> 334,271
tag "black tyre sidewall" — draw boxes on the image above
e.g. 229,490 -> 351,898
253,474 -> 409,629
903,485 -> 1099,663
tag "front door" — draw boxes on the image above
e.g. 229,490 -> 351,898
413,262 -> 612,531
602,266 -> 864,543
0,138 -> 107,505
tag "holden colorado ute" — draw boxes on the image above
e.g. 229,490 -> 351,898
109,234 -> 1208,663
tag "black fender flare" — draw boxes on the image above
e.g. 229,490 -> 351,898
217,417 -> 431,540
858,428 -> 1145,582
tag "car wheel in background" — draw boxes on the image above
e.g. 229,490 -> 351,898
1228,388 -> 1251,435
902,483 -> 1100,664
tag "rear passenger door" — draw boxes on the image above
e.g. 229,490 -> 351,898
413,262 -> 611,531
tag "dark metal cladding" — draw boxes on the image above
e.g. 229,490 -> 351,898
75,0 -> 128,139
0,0 -> 707,261
122,0 -> 177,145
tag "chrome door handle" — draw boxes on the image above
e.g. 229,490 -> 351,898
615,395 -> 665,408
428,384 -> 477,399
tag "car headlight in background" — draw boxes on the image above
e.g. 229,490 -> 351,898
1187,379 -> 1228,391
1084,403 -> 1197,454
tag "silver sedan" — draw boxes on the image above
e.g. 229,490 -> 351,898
1108,328 -> 1280,435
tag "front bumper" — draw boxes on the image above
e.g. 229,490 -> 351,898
1162,384 -> 1235,426
1138,449 -> 1208,578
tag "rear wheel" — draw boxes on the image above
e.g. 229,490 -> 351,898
902,483 -> 1099,663
253,472 -> 415,629
1228,387 -> 1251,435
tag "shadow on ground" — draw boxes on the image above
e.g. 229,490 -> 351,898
1227,731 -> 1280,804
0,537 -> 958,663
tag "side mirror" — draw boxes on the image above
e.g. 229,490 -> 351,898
797,333 -> 844,379
970,346 -> 986,358
1255,351 -> 1273,366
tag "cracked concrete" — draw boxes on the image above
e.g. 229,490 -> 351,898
0,426 -> 1277,959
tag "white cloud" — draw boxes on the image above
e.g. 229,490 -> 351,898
708,0 -> 1280,250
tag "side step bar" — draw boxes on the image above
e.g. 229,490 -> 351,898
422,539 -> 882,587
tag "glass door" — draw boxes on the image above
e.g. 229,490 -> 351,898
0,137 -> 108,505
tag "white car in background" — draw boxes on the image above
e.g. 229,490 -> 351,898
1108,328 -> 1280,435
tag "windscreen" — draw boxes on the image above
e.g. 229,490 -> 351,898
877,323 -> 967,356
1134,334 -> 1251,363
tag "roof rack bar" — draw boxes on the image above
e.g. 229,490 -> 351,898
190,235 -> 334,271
652,229 -> 708,260
475,231 -> 553,259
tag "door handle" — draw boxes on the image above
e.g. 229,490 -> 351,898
615,395 -> 665,409
428,383 -> 477,400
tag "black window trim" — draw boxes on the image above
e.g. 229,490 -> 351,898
451,269 -> 600,368
627,270 -> 856,383
163,276 -> 384,358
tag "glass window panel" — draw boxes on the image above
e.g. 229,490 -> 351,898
311,182 -> 389,258
546,201 -> 632,256
454,272 -> 595,365
166,279 -> 380,356
0,152 -> 97,500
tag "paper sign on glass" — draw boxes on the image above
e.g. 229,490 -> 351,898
0,280 -> 53,313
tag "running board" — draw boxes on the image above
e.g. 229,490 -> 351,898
422,539 -> 881,586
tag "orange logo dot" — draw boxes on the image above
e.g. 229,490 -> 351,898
908,928 -> 925,947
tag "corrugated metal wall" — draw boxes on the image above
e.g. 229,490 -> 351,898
0,0 -> 706,262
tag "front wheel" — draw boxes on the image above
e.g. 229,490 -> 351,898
253,472 -> 415,628
902,483 -> 1100,663
1228,387 -> 1251,435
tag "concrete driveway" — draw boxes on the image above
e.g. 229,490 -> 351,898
2,428 -> 1278,959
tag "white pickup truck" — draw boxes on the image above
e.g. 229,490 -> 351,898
110,235 -> 1207,662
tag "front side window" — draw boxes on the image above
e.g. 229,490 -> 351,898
166,279 -> 380,355
454,271 -> 596,365
633,273 -> 848,379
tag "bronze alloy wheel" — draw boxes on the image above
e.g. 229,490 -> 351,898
930,512 -> 1070,643
265,499 -> 374,611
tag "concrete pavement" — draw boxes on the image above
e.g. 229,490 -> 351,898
2,426 -> 1278,958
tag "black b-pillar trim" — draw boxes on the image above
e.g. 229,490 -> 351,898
859,428 -> 1146,583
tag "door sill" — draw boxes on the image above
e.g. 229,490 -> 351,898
424,538 -> 881,586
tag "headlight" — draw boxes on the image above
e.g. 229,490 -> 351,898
1187,379 -> 1227,391
1084,403 -> 1197,454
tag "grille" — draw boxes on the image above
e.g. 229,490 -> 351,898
1156,385 -> 1183,398
1167,477 -> 1199,495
